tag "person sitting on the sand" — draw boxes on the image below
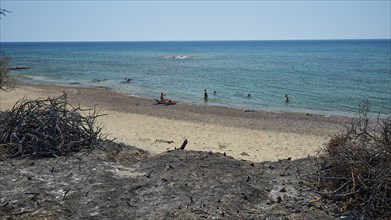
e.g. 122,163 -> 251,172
167,99 -> 176,104
160,92 -> 166,102
160,92 -> 176,104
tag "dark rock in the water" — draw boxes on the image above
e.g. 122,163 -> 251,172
7,66 -> 30,71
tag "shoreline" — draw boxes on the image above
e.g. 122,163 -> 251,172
13,80 -> 364,119
0,82 -> 349,162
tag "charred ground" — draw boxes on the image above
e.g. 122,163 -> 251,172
1,140 -> 343,220
1,96 -> 388,219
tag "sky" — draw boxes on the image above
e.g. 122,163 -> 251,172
0,0 -> 390,42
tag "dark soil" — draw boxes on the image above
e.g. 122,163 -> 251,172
1,141 -> 345,220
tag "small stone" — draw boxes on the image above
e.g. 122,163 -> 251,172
240,152 -> 249,156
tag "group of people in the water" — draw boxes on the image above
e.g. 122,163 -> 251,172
203,89 -> 289,103
160,90 -> 290,105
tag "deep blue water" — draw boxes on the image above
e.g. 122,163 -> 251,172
1,40 -> 390,117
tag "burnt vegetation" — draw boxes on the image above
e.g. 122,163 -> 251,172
0,94 -> 106,158
0,93 -> 390,218
301,101 -> 391,218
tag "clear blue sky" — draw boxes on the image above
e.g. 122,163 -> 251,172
1,1 -> 390,42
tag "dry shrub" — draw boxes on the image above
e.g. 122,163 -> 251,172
315,101 -> 391,217
0,51 -> 14,91
0,94 -> 106,158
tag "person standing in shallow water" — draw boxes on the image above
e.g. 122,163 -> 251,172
284,94 -> 289,103
204,89 -> 208,101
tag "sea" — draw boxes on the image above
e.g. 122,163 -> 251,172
1,40 -> 390,117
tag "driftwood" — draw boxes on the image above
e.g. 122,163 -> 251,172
179,139 -> 188,150
0,93 -> 105,158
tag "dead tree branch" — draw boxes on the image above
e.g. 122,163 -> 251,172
0,94 -> 105,158
301,101 -> 391,218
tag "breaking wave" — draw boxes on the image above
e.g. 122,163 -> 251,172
163,55 -> 192,60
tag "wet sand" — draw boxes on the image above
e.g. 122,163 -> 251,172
0,83 -> 349,162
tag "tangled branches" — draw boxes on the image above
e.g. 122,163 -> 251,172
309,101 -> 391,217
0,93 -> 106,158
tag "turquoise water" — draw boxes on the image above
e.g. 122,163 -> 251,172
1,40 -> 390,116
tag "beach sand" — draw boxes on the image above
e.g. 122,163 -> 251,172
0,83 -> 349,162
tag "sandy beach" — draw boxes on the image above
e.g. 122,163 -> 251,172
0,83 -> 349,162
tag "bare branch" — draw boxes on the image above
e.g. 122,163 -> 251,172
0,94 -> 106,158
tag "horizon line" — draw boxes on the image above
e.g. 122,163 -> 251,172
1,38 -> 390,43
